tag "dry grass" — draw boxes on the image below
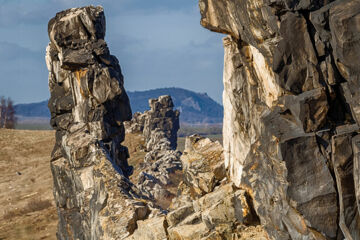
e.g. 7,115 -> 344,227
0,129 -> 228,239
122,132 -> 147,183
0,129 -> 57,240
3,198 -> 53,220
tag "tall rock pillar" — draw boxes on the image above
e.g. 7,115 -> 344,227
46,6 -> 149,239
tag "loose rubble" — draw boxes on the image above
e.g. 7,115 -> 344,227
127,135 -> 268,240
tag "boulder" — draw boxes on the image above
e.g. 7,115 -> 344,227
125,216 -> 168,240
167,183 -> 263,240
181,135 -> 226,196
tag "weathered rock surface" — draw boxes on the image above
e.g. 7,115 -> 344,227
46,6 -> 154,239
168,183 -> 259,240
200,0 -> 360,239
127,135 -> 267,240
125,95 -> 180,150
125,95 -> 182,208
47,1 -> 360,239
180,135 -> 226,197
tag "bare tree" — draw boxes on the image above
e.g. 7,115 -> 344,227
0,97 -> 16,129
0,97 -> 5,128
5,98 -> 16,129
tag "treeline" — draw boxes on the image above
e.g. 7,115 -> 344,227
178,124 -> 222,137
0,97 -> 16,129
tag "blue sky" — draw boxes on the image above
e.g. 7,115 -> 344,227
0,0 -> 224,104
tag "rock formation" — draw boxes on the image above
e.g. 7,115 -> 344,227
128,135 -> 268,240
46,6 -> 154,239
199,0 -> 360,239
125,95 -> 180,150
125,96 -> 182,207
47,1 -> 360,239
180,135 -> 226,196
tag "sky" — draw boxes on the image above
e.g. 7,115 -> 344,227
0,0 -> 225,104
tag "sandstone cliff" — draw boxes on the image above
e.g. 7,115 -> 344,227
199,0 -> 360,239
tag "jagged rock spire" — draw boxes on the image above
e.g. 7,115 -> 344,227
46,6 -> 150,239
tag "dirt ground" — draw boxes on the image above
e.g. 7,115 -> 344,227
0,130 -> 166,239
0,129 -> 57,240
0,129 -> 259,240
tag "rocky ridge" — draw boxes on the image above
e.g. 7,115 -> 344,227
128,135 -> 268,240
199,0 -> 360,239
125,96 -> 182,207
46,8 -> 265,236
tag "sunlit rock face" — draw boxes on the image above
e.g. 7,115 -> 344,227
46,6 -> 152,239
200,0 -> 360,239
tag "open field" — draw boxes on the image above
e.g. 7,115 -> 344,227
0,129 -> 57,240
0,128 -> 222,239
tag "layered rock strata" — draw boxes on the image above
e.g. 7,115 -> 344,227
200,0 -> 360,239
46,6 -> 152,239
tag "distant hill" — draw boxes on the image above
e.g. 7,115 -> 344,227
15,100 -> 49,118
128,88 -> 223,124
14,88 -> 223,124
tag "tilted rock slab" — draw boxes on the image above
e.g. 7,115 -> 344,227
46,6 -> 151,239
200,0 -> 360,239
180,134 -> 226,196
